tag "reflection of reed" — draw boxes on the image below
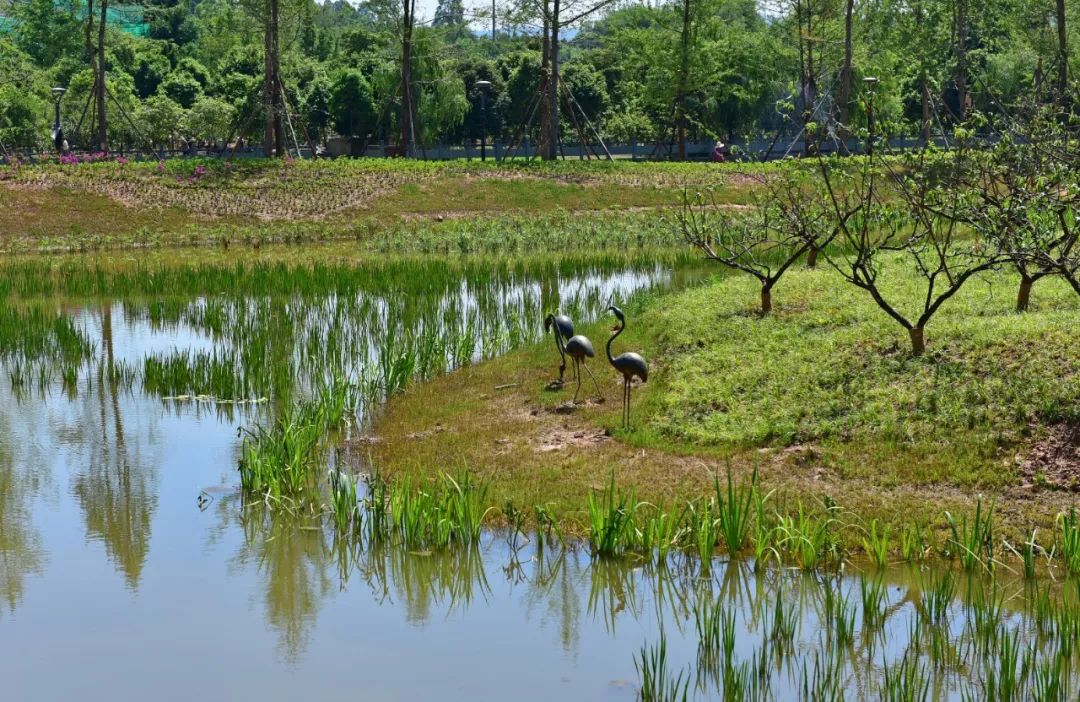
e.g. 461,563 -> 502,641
362,541 -> 493,624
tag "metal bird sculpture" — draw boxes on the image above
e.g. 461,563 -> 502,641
544,312 -> 575,385
564,333 -> 603,403
606,306 -> 648,428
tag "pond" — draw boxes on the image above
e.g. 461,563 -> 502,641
0,246 -> 1075,701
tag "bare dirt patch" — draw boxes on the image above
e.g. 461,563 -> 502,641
1018,423 -> 1080,491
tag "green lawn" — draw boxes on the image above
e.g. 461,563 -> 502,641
368,254 -> 1080,553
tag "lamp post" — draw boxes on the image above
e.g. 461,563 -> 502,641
51,87 -> 67,154
475,80 -> 492,162
863,76 -> 879,159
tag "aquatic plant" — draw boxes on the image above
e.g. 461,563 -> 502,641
714,463 -> 761,556
328,469 -> 361,533
862,518 -> 891,569
1058,508 -> 1080,576
946,499 -> 996,572
587,472 -> 638,557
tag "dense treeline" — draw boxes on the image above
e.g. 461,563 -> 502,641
0,0 -> 1076,155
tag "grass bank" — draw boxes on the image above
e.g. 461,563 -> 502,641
362,256 -> 1080,558
0,159 -> 754,251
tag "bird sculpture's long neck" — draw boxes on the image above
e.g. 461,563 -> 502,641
607,318 -> 624,364
551,319 -> 567,363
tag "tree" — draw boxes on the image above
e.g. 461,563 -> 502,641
185,96 -> 237,143
11,0 -> 80,66
160,71 -> 203,108
533,0 -> 620,160
329,70 -> 376,138
137,94 -> 185,147
819,141 -> 1003,355
301,74 -> 333,143
679,166 -> 838,313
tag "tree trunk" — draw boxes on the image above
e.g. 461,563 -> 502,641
675,0 -> 691,161
539,4 -> 549,158
954,0 -> 968,121
806,247 -> 819,268
1016,276 -> 1034,312
761,287 -> 772,314
263,0 -> 285,157
920,71 -> 931,144
543,0 -> 561,161
837,0 -> 854,148
96,0 -> 108,152
909,327 -> 925,355
399,0 -> 416,157
1057,0 -> 1069,105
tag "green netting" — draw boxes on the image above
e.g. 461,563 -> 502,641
0,5 -> 147,37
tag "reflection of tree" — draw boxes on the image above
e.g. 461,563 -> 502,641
0,445 -> 45,617
520,547 -> 583,655
230,500 -> 334,662
72,304 -> 157,590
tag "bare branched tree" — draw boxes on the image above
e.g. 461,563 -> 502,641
818,140 -> 1004,355
678,168 -> 840,314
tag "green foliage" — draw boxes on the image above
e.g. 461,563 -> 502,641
329,70 -> 376,139
137,94 -> 186,146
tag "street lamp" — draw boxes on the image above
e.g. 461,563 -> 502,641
475,80 -> 492,162
51,87 -> 67,154
863,76 -> 879,159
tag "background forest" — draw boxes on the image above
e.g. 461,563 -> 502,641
0,0 -> 1076,154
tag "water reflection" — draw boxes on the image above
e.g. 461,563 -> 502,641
0,444 -> 44,616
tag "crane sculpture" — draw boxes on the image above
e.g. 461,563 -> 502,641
544,312 -> 575,385
564,333 -> 603,403
606,305 -> 648,428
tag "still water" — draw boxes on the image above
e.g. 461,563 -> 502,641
0,248 -> 1073,701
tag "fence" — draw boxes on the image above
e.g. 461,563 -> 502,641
3,135 -> 946,165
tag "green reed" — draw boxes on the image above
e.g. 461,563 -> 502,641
587,472 -> 639,557
383,471 -> 494,549
691,499 -> 721,566
714,463 -> 761,556
639,503 -> 689,562
822,581 -> 856,648
328,469 -> 361,533
922,570 -> 956,625
862,518 -> 891,569
860,574 -> 887,630
946,498 -> 996,572
774,502 -> 839,570
1058,508 -> 1080,576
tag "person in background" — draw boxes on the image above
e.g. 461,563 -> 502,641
712,140 -> 726,163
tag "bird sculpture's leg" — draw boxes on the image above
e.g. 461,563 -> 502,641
574,358 -> 583,403
582,361 -> 603,401
622,378 -> 630,428
627,382 -> 632,428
